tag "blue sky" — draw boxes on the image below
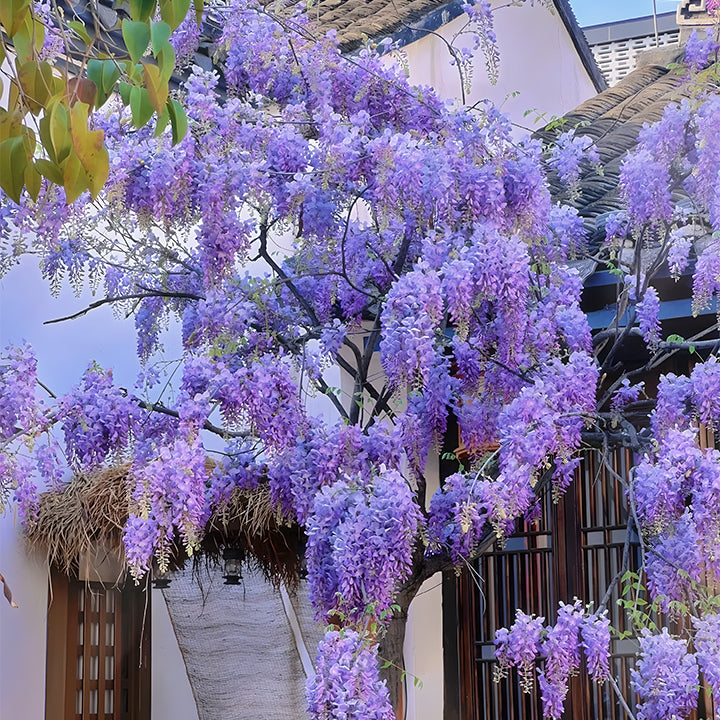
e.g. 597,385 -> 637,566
570,0 -> 679,26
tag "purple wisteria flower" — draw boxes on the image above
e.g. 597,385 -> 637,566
692,614 -> 720,710
305,469 -> 422,623
580,611 -> 611,683
685,29 -> 719,71
645,510 -> 703,612
611,379 -> 644,413
306,629 -> 394,720
426,473 -> 493,563
494,611 -> 545,691
636,286 -> 661,351
631,629 -> 698,720
0,344 -> 39,440
538,600 -> 584,719
549,130 -> 599,187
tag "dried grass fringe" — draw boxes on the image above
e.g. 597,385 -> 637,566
24,465 -> 303,586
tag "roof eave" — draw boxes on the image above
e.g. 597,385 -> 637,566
553,0 -> 608,93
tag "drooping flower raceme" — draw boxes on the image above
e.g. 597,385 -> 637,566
631,629 -> 698,720
127,435 -> 209,576
692,614 -> 720,710
580,611 -> 611,683
636,286 -> 661,351
645,510 -> 703,612
306,629 -> 394,720
58,364 -> 139,471
426,473 -> 493,563
495,605 -> 610,718
0,344 -> 39,440
494,611 -> 545,691
305,469 -> 423,623
549,130 -> 599,187
538,601 -> 584,719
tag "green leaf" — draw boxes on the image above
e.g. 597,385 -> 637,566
38,116 -> 55,163
118,82 -> 133,106
159,0 -> 191,31
194,0 -> 204,25
0,0 -> 30,37
126,63 -> 145,84
153,106 -> 170,137
17,60 -> 54,114
49,102 -> 72,164
87,59 -> 121,108
67,20 -> 92,45
129,0 -> 156,22
35,158 -> 64,185
122,19 -> 151,65
142,62 -> 168,113
151,20 -> 172,54
0,136 -> 28,203
129,86 -> 154,128
24,161 -> 41,201
157,43 -> 176,82
103,62 -> 121,97
167,98 -> 187,145
12,10 -> 43,63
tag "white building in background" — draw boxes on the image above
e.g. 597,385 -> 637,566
583,11 -> 680,86
0,2 -> 601,720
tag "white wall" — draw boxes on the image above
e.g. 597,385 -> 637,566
152,592 -> 200,720
405,579 -> 445,720
0,510 -> 48,720
399,0 -> 597,128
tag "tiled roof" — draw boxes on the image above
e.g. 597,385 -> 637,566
265,0 -> 452,48
537,49 -> 714,247
540,47 -> 720,336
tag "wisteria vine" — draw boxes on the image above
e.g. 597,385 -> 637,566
2,2 -> 720,719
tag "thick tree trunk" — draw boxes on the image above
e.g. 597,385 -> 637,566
378,587 -> 416,719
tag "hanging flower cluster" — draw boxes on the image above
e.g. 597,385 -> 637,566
631,629 -> 698,720
306,629 -> 394,720
305,468 -> 423,623
495,605 -> 611,719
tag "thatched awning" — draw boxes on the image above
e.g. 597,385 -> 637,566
24,466 -> 303,586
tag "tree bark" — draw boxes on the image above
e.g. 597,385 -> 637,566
378,586 -> 417,719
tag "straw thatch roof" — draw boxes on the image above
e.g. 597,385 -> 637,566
24,465 -> 303,585
24,465 -> 131,577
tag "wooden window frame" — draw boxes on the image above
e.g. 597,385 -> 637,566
45,569 -> 151,720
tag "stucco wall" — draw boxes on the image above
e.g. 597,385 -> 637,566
0,511 -> 48,720
398,0 -> 597,128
